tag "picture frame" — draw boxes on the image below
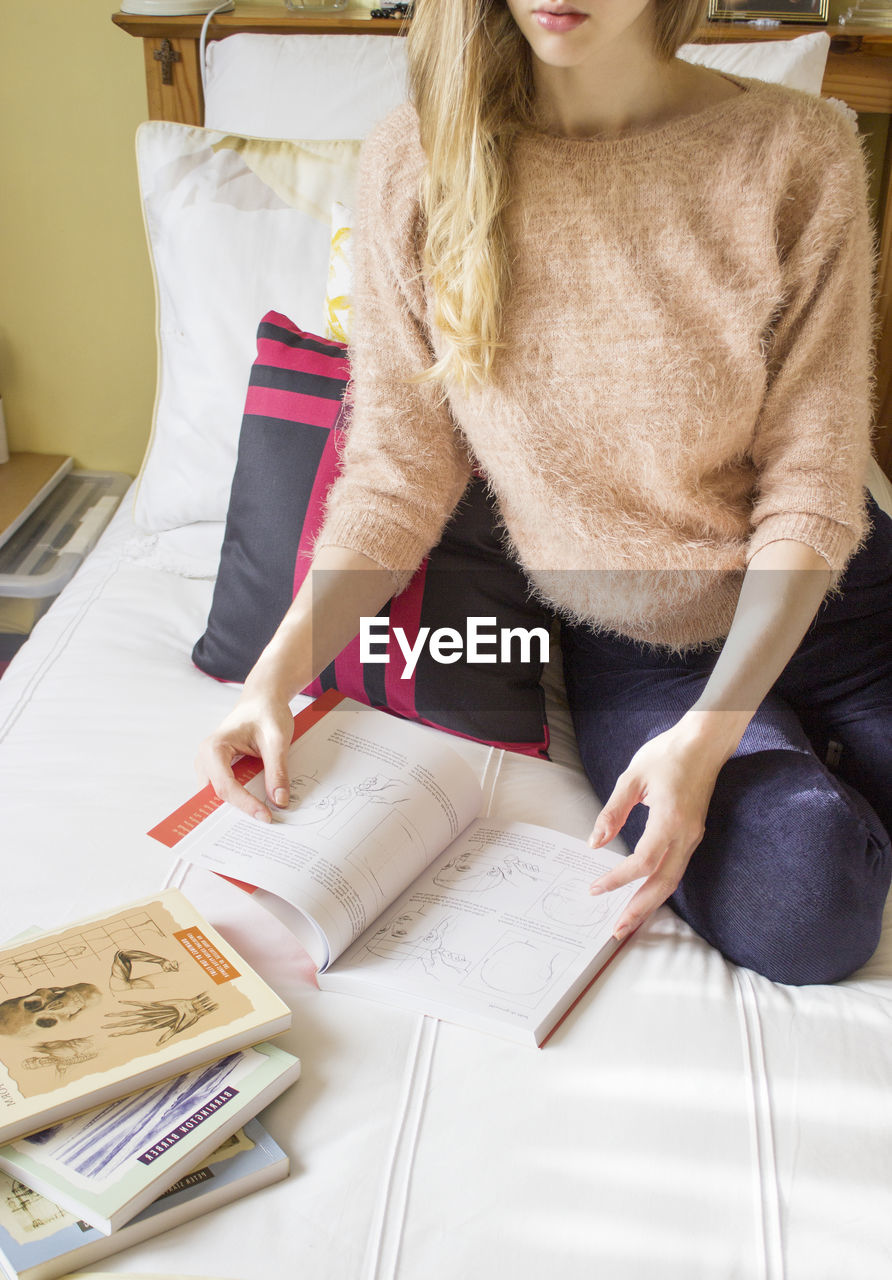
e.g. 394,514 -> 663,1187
706,0 -> 829,21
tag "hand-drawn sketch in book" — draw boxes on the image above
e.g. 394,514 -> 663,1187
365,912 -> 470,978
325,816 -> 643,1041
272,771 -> 427,907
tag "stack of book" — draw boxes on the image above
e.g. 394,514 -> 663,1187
0,889 -> 298,1280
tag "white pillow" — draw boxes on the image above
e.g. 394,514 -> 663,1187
677,30 -> 830,94
325,200 -> 353,344
204,31 -> 829,142
204,33 -> 409,140
133,123 -> 361,532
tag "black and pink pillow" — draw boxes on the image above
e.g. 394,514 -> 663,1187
193,311 -> 550,757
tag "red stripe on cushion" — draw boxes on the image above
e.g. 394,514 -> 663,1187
255,337 -> 349,380
244,384 -> 344,428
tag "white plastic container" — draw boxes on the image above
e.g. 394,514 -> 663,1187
0,471 -> 129,659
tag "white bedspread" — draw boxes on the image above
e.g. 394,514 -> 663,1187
2,497 -> 891,1280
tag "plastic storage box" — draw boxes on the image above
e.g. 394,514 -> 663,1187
0,470 -> 130,668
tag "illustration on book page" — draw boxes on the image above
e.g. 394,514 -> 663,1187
461,931 -> 578,1008
526,873 -> 614,933
271,772 -> 427,907
433,850 -> 545,895
330,819 -> 645,1025
365,911 -> 470,978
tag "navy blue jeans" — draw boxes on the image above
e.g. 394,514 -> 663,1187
561,496 -> 892,985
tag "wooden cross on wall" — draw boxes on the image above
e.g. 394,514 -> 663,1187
153,39 -> 181,86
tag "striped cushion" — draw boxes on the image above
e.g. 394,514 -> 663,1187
193,312 -> 550,757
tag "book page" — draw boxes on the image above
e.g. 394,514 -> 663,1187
178,701 -> 483,967
324,819 -> 644,1032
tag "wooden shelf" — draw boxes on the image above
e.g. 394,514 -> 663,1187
0,453 -> 73,551
694,20 -> 892,45
112,5 -> 404,38
112,11 -> 892,47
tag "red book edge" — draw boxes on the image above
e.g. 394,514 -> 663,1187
538,926 -> 639,1048
147,688 -> 346,851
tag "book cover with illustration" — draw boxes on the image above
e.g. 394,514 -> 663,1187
0,1118 -> 288,1280
0,1042 -> 299,1233
0,891 -> 291,1144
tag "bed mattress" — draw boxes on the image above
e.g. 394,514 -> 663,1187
2,496 -> 891,1280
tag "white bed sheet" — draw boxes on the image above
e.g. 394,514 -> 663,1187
2,496 -> 891,1280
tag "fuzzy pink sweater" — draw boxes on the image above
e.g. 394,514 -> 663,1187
317,72 -> 877,648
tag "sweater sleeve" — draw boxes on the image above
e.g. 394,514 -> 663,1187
314,104 -> 474,581
747,103 -> 878,570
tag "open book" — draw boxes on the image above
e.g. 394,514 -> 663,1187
151,692 -> 642,1047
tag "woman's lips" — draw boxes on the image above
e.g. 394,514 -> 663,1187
534,10 -> 588,32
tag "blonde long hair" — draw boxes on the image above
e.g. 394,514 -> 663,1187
407,0 -> 707,392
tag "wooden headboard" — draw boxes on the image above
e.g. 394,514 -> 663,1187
113,6 -> 892,474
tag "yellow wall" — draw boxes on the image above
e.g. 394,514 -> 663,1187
0,1 -> 886,478
0,1 -> 377,478
0,2 -> 156,476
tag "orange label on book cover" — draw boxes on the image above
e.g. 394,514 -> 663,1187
174,927 -> 240,984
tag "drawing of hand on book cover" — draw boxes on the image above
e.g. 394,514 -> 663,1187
0,904 -> 252,1100
365,911 -> 470,978
101,993 -> 219,1047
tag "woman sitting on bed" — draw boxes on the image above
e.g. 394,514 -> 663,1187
198,0 -> 892,985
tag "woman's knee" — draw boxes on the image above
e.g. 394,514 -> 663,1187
673,753 -> 891,985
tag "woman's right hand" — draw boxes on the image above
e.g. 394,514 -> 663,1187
195,685 -> 296,823
195,544 -> 399,822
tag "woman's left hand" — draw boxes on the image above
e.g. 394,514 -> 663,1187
588,711 -> 744,942
588,540 -> 833,943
